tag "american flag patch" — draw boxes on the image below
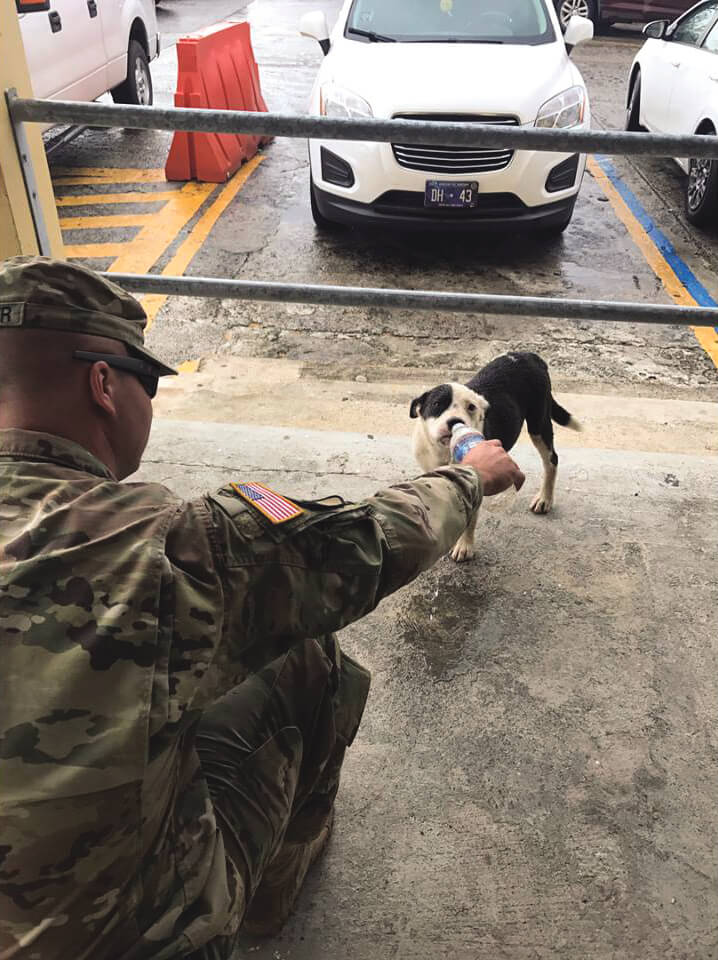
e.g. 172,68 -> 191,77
230,482 -> 304,524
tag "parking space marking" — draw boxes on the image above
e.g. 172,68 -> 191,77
56,191 -> 182,207
143,155 -> 264,330
58,214 -> 155,229
63,242 -> 127,258
57,177 -> 216,275
52,159 -> 263,346
588,155 -> 718,369
105,182 -> 216,275
53,167 -> 169,186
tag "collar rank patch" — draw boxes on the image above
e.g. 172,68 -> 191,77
230,481 -> 305,524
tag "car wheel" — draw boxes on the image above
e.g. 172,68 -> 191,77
310,179 -> 340,231
111,40 -> 153,106
625,72 -> 644,132
685,154 -> 718,227
556,0 -> 596,31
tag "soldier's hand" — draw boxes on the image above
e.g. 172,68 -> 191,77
461,439 -> 525,496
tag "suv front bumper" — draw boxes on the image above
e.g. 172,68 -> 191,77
313,183 -> 577,231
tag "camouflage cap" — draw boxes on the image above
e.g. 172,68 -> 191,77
0,256 -> 177,376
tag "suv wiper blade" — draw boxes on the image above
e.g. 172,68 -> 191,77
347,26 -> 397,42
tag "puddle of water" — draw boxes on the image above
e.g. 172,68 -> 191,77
398,564 -> 493,680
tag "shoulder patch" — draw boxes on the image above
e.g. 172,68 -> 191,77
230,482 -> 304,524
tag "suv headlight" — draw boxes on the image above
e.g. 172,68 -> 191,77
535,86 -> 587,128
320,83 -> 373,119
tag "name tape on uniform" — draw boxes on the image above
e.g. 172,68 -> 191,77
230,482 -> 304,524
0,303 -> 25,327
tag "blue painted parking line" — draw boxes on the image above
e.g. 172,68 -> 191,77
594,153 -> 718,315
588,154 -> 718,367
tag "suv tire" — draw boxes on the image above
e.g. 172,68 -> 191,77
111,39 -> 153,106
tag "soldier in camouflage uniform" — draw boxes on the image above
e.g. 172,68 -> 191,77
0,257 -> 524,960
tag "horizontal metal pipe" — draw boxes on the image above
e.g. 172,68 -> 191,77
105,272 -> 718,326
9,94 -> 718,159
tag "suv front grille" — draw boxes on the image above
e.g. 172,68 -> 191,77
392,114 -> 518,174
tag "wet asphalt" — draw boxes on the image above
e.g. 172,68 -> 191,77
46,0 -> 718,402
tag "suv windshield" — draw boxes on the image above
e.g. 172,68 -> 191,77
345,0 -> 556,44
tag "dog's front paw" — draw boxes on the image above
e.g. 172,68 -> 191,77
449,538 -> 475,563
530,491 -> 553,514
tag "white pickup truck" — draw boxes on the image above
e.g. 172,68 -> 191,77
16,0 -> 160,106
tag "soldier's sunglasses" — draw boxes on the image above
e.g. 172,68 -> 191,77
73,351 -> 160,398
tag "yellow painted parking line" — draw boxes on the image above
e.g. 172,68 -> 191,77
64,242 -> 127,258
142,155 -> 264,331
56,190 -> 182,207
690,319 -> 718,366
59,213 -> 154,229
107,181 -> 217,276
588,156 -> 718,369
588,158 -> 693,304
55,177 -> 160,187
53,167 -> 167,185
52,159 -> 264,376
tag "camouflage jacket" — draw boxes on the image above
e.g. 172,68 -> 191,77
0,428 -> 481,959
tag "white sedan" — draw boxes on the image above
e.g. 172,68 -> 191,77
300,0 -> 593,233
626,0 -> 718,225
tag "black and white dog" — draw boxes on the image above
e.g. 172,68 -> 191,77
410,351 -> 580,562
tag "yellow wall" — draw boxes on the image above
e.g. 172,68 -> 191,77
0,0 -> 63,258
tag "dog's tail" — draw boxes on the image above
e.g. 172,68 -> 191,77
551,397 -> 581,431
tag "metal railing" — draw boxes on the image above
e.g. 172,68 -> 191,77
9,94 -> 718,158
6,89 -> 718,328
112,272 -> 718,326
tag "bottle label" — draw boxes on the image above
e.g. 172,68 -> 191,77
452,432 -> 484,463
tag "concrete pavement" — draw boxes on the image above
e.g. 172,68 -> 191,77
136,418 -> 718,960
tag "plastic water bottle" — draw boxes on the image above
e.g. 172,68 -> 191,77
450,422 -> 485,463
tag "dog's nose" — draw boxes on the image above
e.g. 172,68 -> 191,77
446,418 -> 465,431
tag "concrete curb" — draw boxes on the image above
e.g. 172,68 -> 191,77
137,417 -> 718,504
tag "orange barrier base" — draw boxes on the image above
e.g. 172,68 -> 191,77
166,21 -> 272,183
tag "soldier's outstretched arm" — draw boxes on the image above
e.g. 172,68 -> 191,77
203,466 -> 481,665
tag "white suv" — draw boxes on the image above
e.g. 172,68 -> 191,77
17,0 -> 159,106
301,0 -> 593,233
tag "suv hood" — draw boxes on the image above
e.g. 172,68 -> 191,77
322,38 -> 579,124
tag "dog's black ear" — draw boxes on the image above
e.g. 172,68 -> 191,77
409,392 -> 428,419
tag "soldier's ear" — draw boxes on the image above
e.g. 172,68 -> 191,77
410,392 -> 429,419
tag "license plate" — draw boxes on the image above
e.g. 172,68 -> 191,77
424,180 -> 479,208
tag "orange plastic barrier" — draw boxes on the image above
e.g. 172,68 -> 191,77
165,21 -> 272,183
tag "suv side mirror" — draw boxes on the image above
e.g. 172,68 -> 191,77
15,0 -> 50,10
300,11 -> 331,55
643,19 -> 669,38
564,15 -> 594,53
